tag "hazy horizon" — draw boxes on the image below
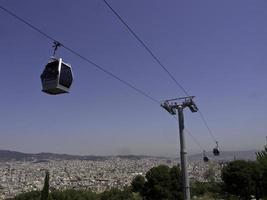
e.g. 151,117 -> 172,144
0,0 -> 266,156
0,147 -> 261,159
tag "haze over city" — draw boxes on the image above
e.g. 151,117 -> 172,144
0,0 -> 266,156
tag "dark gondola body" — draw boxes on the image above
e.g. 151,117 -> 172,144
41,58 -> 73,95
213,141 -> 220,156
203,156 -> 209,162
203,151 -> 209,162
213,148 -> 220,156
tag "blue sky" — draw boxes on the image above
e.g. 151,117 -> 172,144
0,0 -> 266,156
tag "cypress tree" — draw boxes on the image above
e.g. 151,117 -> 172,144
41,170 -> 49,200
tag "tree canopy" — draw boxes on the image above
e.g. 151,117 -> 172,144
131,165 -> 183,200
221,160 -> 262,200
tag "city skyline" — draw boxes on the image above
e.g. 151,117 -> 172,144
0,0 -> 266,156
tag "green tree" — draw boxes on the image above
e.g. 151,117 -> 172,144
14,191 -> 41,200
141,165 -> 182,200
191,181 -> 208,196
169,166 -> 183,200
250,162 -> 262,200
191,181 -> 224,199
131,175 -> 145,194
221,160 -> 262,200
256,146 -> 267,164
143,165 -> 171,200
41,171 -> 50,200
256,146 -> 267,197
49,189 -> 98,200
100,188 -> 135,200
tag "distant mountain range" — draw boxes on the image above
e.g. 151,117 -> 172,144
0,150 -> 108,162
0,149 -> 258,162
0,150 -> 156,162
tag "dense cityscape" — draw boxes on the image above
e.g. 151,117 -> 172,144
0,157 -> 223,199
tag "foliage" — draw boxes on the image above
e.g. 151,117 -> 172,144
168,166 -> 183,200
132,192 -> 143,200
15,189 -> 138,200
142,165 -> 183,200
221,160 -> 262,200
143,165 -> 171,200
49,189 -> 98,200
256,146 -> 267,197
41,171 -> 50,200
191,181 -> 222,198
100,188 -> 136,200
256,146 -> 267,165
131,175 -> 145,194
191,181 -> 209,196
192,193 -> 216,200
13,191 -> 41,200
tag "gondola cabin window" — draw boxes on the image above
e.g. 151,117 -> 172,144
59,63 -> 73,88
42,60 -> 59,81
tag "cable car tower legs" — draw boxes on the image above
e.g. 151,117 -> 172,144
161,96 -> 198,200
178,106 -> 190,200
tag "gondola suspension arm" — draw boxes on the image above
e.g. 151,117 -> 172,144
52,41 -> 61,57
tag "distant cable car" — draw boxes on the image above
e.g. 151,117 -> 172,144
41,57 -> 73,95
203,151 -> 209,162
203,156 -> 209,162
213,141 -> 220,156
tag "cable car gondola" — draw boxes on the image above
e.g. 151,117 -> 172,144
203,151 -> 209,162
41,57 -> 73,95
213,141 -> 220,156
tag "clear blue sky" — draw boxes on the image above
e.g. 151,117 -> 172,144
0,0 -> 266,156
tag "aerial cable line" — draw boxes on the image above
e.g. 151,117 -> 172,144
102,0 -> 189,96
198,110 -> 217,143
0,5 -> 57,42
172,115 -> 206,152
61,45 -> 160,104
173,114 -> 206,151
0,5 -> 159,104
185,129 -> 205,152
102,0 -> 219,144
0,4 -> 206,153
